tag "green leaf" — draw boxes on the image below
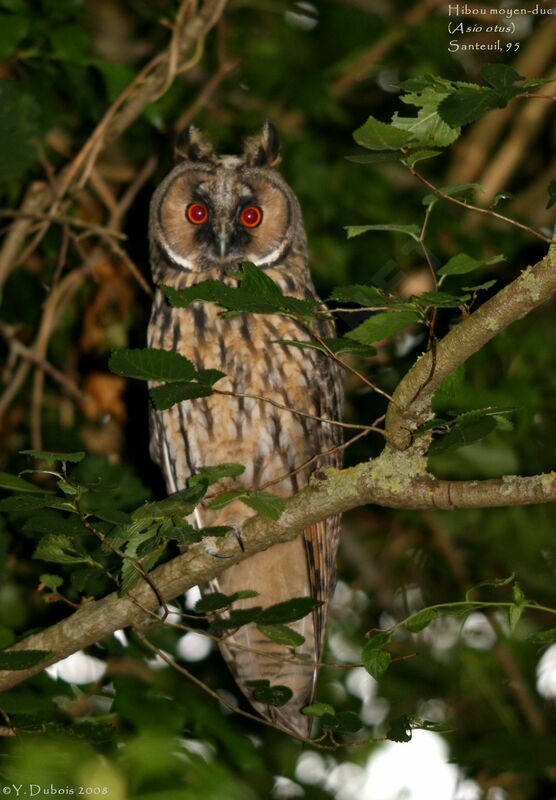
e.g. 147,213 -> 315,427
422,182 -> 483,207
362,642 -> 391,679
33,534 -> 96,566
429,416 -> 498,455
0,626 -> 15,650
257,623 -> 305,647
257,597 -> 320,625
393,86 -> 460,148
275,338 -> 376,357
387,714 -> 413,742
251,683 -> 293,707
162,262 -> 316,319
438,253 -> 505,277
0,494 -> 59,513
335,711 -> 363,733
213,607 -> 264,630
189,463 -> 245,487
302,702 -> 336,717
48,24 -> 90,62
346,224 -> 420,241
0,13 -> 28,60
195,592 -> 235,614
404,149 -> 442,168
480,64 -> 524,99
149,381 -> 216,410
406,608 -> 439,633
20,449 -> 85,464
243,492 -> 285,520
208,490 -> 243,511
109,348 -> 197,382
0,472 -> 53,494
508,604 -> 523,634
438,87 -> 506,127
346,310 -> 421,345
0,650 -> 52,670
412,291 -> 469,309
132,484 -> 206,521
39,573 -> 63,591
546,179 -> 556,210
529,627 -> 556,645
158,519 -> 201,546
353,116 -> 416,150
230,590 -> 259,601
330,284 -> 406,308
364,631 -> 392,650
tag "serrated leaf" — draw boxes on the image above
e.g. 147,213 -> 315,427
132,484 -> 206,520
480,63 -> 524,99
438,87 -> 506,127
346,310 -> 420,345
429,416 -> 498,455
0,650 -> 52,670
208,490 -> 243,511
162,262 -> 316,319
158,519 -> 201,546
413,291 -> 469,309
39,574 -> 63,591
34,534 -> 95,566
20,450 -> 85,464
362,643 -> 391,679
466,574 -> 515,599
0,472 -> 54,494
406,608 -> 439,633
196,592 -> 235,614
257,597 -> 321,625
109,348 -> 197,382
213,607 -> 264,630
364,631 -> 392,650
346,224 -> 420,241
243,492 -> 285,520
251,683 -> 293,707
330,284 -> 407,308
230,590 -> 259,601
257,623 -> 305,647
404,149 -> 442,168
422,182 -> 483,208
335,711 -> 363,733
387,714 -> 413,742
302,702 -> 336,717
353,116 -> 416,151
275,338 -> 376,357
529,627 -> 556,645
438,253 -> 505,277
189,463 -> 245,487
0,494 -> 60,513
508,604 -> 523,634
149,381 -> 216,410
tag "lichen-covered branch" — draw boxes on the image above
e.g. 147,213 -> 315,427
2,451 -> 556,693
385,245 -> 556,449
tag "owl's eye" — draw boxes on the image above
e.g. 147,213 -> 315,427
240,205 -> 263,228
186,202 -> 209,224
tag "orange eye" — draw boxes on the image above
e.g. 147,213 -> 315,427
240,205 -> 263,228
186,202 -> 209,224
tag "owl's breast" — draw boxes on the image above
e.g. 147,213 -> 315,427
147,282 -> 341,495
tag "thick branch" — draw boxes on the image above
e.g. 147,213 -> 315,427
2,453 -> 556,692
385,245 -> 556,449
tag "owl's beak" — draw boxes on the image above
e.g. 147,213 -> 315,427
218,226 -> 229,259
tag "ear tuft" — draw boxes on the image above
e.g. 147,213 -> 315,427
243,120 -> 281,168
175,125 -> 215,163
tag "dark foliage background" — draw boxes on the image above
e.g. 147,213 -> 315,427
1,0 -> 555,797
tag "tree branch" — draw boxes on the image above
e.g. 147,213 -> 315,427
385,244 -> 556,449
2,452 -> 556,693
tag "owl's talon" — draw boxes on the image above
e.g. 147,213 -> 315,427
233,526 -> 245,552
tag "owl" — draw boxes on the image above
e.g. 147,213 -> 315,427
147,122 -> 343,737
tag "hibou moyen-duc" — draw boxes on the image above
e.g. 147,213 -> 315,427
147,121 -> 343,737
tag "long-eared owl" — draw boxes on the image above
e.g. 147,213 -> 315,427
147,122 -> 343,737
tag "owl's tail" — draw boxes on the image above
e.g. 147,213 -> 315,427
199,501 -> 319,739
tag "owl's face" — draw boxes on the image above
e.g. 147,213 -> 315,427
150,122 -> 305,275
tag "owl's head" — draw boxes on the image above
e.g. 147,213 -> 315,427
150,121 -> 306,276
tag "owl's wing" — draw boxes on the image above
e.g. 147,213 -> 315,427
303,513 -> 342,672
